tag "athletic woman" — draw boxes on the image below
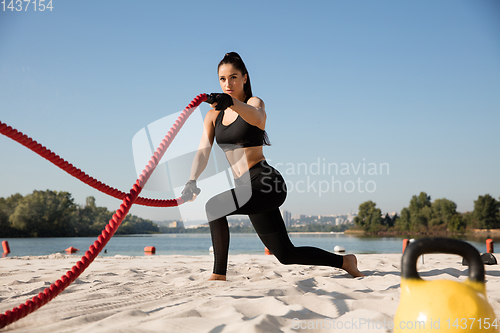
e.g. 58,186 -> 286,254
181,52 -> 364,280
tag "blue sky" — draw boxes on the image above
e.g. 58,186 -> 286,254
1,0 -> 499,223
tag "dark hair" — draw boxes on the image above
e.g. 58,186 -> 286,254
218,52 -> 253,102
217,52 -> 270,147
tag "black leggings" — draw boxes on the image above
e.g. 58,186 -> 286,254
205,160 -> 344,275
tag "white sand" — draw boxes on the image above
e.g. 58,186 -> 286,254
1,253 -> 499,332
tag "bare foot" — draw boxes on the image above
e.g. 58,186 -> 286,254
208,273 -> 226,281
341,254 -> 365,277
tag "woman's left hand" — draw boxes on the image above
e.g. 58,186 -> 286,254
181,180 -> 201,202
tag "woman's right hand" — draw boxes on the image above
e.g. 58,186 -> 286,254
205,93 -> 233,111
181,180 -> 201,202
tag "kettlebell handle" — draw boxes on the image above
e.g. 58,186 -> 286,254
402,237 -> 485,283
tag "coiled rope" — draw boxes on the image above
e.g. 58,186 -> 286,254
0,93 -> 208,329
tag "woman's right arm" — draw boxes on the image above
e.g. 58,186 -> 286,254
188,109 -> 218,181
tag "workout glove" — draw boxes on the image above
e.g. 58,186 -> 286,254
205,93 -> 234,111
181,180 -> 201,202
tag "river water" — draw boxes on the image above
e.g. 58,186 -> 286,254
1,233 -> 495,257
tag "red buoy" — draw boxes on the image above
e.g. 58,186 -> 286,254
65,246 -> 79,253
2,241 -> 10,254
144,246 -> 156,254
486,239 -> 494,254
402,239 -> 410,253
265,247 -> 272,255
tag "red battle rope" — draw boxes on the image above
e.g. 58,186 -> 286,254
0,93 -> 208,329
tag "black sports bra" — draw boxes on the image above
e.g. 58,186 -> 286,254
214,110 -> 266,152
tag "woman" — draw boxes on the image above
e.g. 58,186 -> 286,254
181,52 -> 364,280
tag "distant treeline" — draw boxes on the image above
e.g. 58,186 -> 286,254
354,192 -> 500,234
0,191 -> 159,237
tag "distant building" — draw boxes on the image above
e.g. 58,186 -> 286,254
168,221 -> 184,228
281,210 -> 292,227
346,213 -> 357,223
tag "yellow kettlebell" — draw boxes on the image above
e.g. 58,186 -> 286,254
395,237 -> 499,332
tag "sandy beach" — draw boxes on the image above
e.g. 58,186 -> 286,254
1,253 -> 499,332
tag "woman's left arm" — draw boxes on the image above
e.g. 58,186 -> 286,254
231,97 -> 266,130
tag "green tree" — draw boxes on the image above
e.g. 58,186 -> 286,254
0,193 -> 23,215
408,192 -> 432,232
9,190 -> 76,237
0,205 -> 11,236
88,206 -> 113,234
0,193 -> 24,236
72,196 -> 98,236
354,201 -> 382,233
429,198 -> 458,227
472,194 -> 500,229
448,214 -> 466,233
462,211 -> 474,228
86,196 -> 96,208
396,207 -> 411,231
426,198 -> 463,233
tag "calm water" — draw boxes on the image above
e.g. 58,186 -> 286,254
1,233 -> 495,258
